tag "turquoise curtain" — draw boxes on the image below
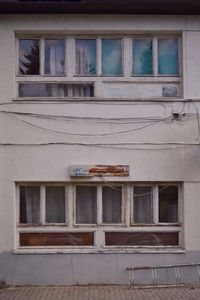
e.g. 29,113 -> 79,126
158,38 -> 179,75
132,39 -> 153,75
102,39 -> 122,75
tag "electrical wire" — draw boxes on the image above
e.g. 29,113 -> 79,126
0,110 -> 170,125
7,113 -> 173,137
0,142 -> 198,151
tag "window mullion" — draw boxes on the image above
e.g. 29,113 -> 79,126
40,185 -> 46,224
153,185 -> 159,224
124,36 -> 131,79
16,185 -> 20,225
67,184 -> 74,227
97,37 -> 101,76
124,183 -> 131,226
40,38 -> 45,76
153,37 -> 158,76
16,38 -> 19,76
97,185 -> 102,225
64,37 -> 68,76
67,36 -> 74,78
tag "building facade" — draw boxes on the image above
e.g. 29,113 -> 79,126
0,0 -> 200,285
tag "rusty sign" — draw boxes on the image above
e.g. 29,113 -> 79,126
69,165 -> 130,177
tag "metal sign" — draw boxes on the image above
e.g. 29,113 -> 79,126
69,165 -> 130,177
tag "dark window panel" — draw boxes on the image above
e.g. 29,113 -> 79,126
105,232 -> 179,246
46,186 -> 65,223
20,232 -> 94,246
76,186 -> 97,224
159,186 -> 178,223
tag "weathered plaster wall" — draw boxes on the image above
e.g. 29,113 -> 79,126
0,14 -> 200,285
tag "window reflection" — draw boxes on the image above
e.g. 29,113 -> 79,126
19,39 -> 40,75
158,38 -> 179,75
102,39 -> 122,75
132,39 -> 153,75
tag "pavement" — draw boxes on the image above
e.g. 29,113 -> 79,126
0,285 -> 200,300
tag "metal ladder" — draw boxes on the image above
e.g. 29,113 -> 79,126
127,263 -> 200,287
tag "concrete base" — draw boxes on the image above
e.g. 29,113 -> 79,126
0,251 -> 200,285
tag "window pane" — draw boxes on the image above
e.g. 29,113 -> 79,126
19,83 -> 68,97
158,38 -> 179,75
76,186 -> 97,224
76,39 -> 96,75
45,39 -> 65,75
132,39 -> 153,75
105,232 -> 178,246
102,39 -> 122,75
19,82 -> 94,98
46,186 -> 65,223
19,39 -> 40,75
133,186 -> 153,224
20,186 -> 40,224
72,83 -> 94,97
102,186 -> 122,223
159,186 -> 178,223
20,232 -> 94,247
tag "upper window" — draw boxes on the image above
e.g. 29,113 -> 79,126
16,35 -> 181,99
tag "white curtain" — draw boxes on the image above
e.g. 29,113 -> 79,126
72,84 -> 91,97
134,187 -> 153,224
76,44 -> 89,75
49,41 -> 64,75
102,186 -> 122,223
51,84 -> 66,97
24,187 -> 40,224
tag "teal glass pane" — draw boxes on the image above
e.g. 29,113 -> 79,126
76,39 -> 96,75
158,38 -> 179,75
102,39 -> 122,75
132,39 -> 153,75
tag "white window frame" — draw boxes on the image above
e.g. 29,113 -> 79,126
15,33 -> 182,101
73,183 -> 125,226
131,36 -> 181,77
15,182 -> 182,253
17,183 -> 68,226
131,183 -> 180,226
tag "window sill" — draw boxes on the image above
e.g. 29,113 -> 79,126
13,247 -> 185,255
12,97 -> 184,102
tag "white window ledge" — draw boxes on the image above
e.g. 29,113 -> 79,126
13,247 -> 185,255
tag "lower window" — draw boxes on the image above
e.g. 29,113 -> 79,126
17,183 -> 181,249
